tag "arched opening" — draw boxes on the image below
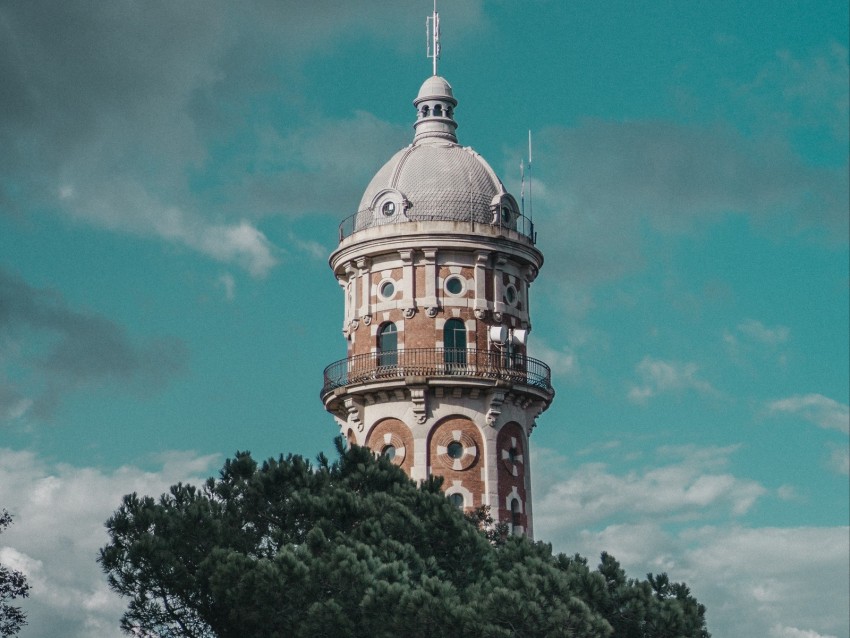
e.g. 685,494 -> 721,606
443,318 -> 466,369
433,104 -> 443,116
377,322 -> 398,367
511,498 -> 522,535
449,493 -> 465,509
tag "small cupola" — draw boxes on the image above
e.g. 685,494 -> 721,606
413,75 -> 458,144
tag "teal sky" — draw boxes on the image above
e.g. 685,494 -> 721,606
0,2 -> 847,637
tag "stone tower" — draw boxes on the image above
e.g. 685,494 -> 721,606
321,63 -> 553,537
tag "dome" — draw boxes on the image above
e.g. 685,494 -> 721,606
348,75 -> 522,235
356,139 -> 508,225
415,75 -> 455,102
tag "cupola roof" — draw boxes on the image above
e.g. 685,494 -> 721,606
351,75 -> 521,233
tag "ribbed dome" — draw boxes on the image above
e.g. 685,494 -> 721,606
350,76 -> 521,233
357,139 -> 506,222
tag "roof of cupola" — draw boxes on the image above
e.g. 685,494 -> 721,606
353,75 -> 517,231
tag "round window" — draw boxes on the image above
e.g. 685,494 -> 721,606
505,285 -> 517,305
449,493 -> 465,509
379,281 -> 395,299
447,441 -> 464,459
381,444 -> 396,461
381,201 -> 396,217
501,206 -> 512,224
445,276 -> 464,295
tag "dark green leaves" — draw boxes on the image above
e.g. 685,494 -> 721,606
100,442 -> 709,638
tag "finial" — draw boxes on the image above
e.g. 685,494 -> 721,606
427,0 -> 440,76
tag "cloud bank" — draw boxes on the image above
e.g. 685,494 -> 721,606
0,268 -> 187,423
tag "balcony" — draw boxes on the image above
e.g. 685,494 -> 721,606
321,347 -> 553,397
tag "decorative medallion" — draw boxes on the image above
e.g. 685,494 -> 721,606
435,430 -> 478,471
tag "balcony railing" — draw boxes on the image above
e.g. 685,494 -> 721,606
337,206 -> 536,243
321,347 -> 552,396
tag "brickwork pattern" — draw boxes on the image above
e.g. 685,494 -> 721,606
496,421 -> 528,531
427,416 -> 484,510
366,418 -> 414,475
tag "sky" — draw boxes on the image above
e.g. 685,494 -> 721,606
0,1 -> 847,636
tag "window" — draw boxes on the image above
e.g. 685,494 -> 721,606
378,322 -> 398,367
447,441 -> 464,459
501,206 -> 512,224
434,104 -> 442,116
505,284 -> 517,306
443,318 -> 466,368
445,276 -> 464,296
379,280 -> 395,299
381,444 -> 396,461
381,201 -> 396,217
449,493 -> 465,509
511,499 -> 522,535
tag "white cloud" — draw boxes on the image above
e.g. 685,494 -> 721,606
218,272 -> 236,301
0,448 -> 219,638
528,339 -> 579,378
533,443 -> 849,638
828,445 -> 850,475
286,231 -> 329,261
627,356 -> 716,403
533,444 -> 765,532
767,393 -> 850,434
735,319 -> 790,345
771,625 -> 839,638
196,221 -> 278,277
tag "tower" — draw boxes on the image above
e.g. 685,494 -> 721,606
321,17 -> 553,537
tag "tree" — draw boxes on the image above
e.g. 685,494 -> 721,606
100,441 -> 709,638
0,510 -> 29,637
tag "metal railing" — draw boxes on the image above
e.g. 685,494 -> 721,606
321,347 -> 552,396
337,206 -> 536,243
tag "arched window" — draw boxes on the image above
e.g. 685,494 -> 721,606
511,498 -> 522,535
421,105 -> 430,118
443,318 -> 466,369
433,104 -> 443,116
378,322 -> 398,367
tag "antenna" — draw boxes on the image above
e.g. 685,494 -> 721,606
426,0 -> 440,76
527,130 -> 533,222
520,158 -> 525,217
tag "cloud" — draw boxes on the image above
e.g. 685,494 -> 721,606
767,393 -> 850,434
734,319 -> 790,346
723,318 -> 791,368
0,447 -> 219,638
0,2 -> 430,276
560,523 -> 849,638
736,42 -> 850,146
218,273 -> 236,302
771,625 -> 839,638
528,339 -> 579,378
0,268 -> 187,423
533,444 -> 766,532
828,445 -> 850,475
627,356 -> 717,403
238,112 -> 409,218
526,42 -> 848,290
532,444 -> 848,638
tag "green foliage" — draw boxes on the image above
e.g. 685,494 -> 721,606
0,509 -> 30,637
100,440 -> 709,638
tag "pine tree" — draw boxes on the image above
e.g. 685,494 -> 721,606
100,440 -> 710,638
